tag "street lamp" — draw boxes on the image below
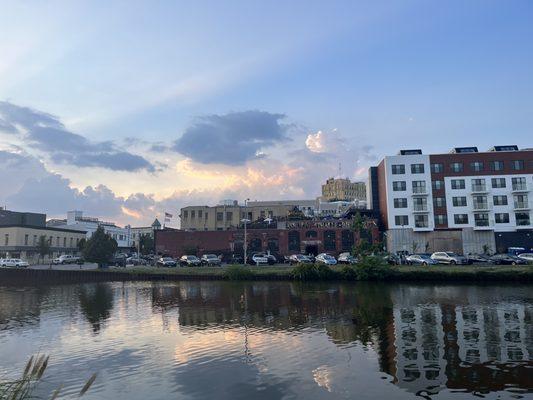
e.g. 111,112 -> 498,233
241,218 -> 251,265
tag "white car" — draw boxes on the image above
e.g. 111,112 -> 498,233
52,254 -> 80,265
517,253 -> 533,263
247,253 -> 269,265
430,252 -> 468,265
315,253 -> 337,265
0,258 -> 29,268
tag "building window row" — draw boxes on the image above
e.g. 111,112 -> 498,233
391,164 -> 426,174
434,160 -> 525,173
447,177 -> 529,191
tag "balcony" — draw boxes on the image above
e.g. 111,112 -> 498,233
516,219 -> 531,228
411,187 -> 428,196
472,202 -> 490,211
514,202 -> 530,210
512,183 -> 529,193
413,204 -> 429,213
471,184 -> 488,193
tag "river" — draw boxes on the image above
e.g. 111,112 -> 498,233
0,281 -> 532,399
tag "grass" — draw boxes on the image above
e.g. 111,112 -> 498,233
0,355 -> 96,400
98,263 -> 533,282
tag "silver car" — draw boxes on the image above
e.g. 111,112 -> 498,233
406,254 -> 438,266
431,252 -> 468,265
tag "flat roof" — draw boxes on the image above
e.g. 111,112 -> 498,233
0,225 -> 87,234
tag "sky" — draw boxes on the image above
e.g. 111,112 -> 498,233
1,0 -> 532,227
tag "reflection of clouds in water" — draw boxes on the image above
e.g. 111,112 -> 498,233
312,365 -> 333,392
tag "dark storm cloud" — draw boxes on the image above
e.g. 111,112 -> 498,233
173,110 -> 289,165
0,101 -> 155,172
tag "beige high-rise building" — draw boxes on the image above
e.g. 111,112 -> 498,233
321,178 -> 366,202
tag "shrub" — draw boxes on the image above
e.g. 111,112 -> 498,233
339,264 -> 357,281
223,265 -> 254,281
354,256 -> 392,280
291,263 -> 335,281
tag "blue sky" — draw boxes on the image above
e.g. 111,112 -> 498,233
1,0 -> 532,225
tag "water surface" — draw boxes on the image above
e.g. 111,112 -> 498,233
0,281 -> 532,399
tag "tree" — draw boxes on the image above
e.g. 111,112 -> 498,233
37,235 -> 50,264
411,241 -> 419,254
82,226 -> 117,268
139,234 -> 154,255
77,237 -> 87,252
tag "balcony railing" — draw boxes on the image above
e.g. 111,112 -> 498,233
473,202 -> 489,210
516,219 -> 531,226
412,187 -> 427,194
474,220 -> 490,227
471,184 -> 487,192
512,183 -> 528,191
414,221 -> 429,228
514,202 -> 529,210
413,204 -> 428,212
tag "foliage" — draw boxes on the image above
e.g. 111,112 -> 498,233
0,355 -> 96,400
77,238 -> 87,252
411,241 -> 419,254
339,264 -> 357,281
290,263 -> 334,281
37,236 -> 50,263
352,212 -> 364,233
482,244 -> 492,255
223,265 -> 254,280
82,226 -> 117,268
352,239 -> 370,258
353,256 -> 392,280
139,234 -> 154,255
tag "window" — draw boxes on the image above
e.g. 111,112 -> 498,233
226,211 -> 233,220
24,234 -> 29,246
198,210 -> 203,218
495,213 -> 510,223
413,197 -> 427,211
324,230 -> 336,251
414,215 -> 429,228
191,210 -> 195,219
305,230 -> 317,238
411,164 -> 425,174
511,160 -> 524,171
472,195 -> 488,210
450,162 -> 463,172
471,178 -> 486,192
432,180 -> 444,190
454,214 -> 469,224
288,231 -> 300,251
451,179 -> 465,189
56,237 -> 60,246
470,162 -> 484,172
183,210 -> 188,219
393,198 -> 408,208
474,213 -> 489,227
493,195 -> 508,206
341,230 -> 354,251
205,212 -> 208,220
512,177 -> 527,191
452,196 -> 467,207
412,181 -> 426,194
216,212 -> 223,221
33,235 -> 37,245
70,238 -> 73,247
4,234 -> 8,246
260,210 -> 266,218
63,237 -> 67,247
434,214 -> 447,225
491,178 -> 506,188
391,164 -> 405,175
393,181 -> 406,191
395,215 -> 409,226
515,212 -> 530,226
514,194 -> 528,209
431,163 -> 444,173
490,161 -> 504,171
433,197 -> 446,207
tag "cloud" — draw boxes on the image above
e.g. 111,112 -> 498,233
0,101 -> 155,172
305,129 -> 345,153
173,111 -> 289,165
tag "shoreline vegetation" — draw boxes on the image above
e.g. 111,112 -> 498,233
1,258 -> 532,283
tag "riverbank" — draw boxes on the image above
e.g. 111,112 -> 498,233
0,264 -> 532,283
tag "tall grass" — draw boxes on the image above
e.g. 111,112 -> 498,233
0,355 -> 96,400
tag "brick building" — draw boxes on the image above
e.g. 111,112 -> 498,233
155,218 -> 379,259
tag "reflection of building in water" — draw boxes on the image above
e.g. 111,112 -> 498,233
387,287 -> 533,394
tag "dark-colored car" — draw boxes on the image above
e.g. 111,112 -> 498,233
201,254 -> 221,266
157,257 -> 177,267
111,254 -> 127,267
466,254 -> 494,265
179,255 -> 201,267
288,254 -> 313,265
490,254 -> 527,265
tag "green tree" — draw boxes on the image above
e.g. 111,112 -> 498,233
82,226 -> 117,268
139,234 -> 154,255
37,235 -> 50,264
77,237 -> 87,252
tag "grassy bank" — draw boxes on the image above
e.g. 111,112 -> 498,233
1,263 -> 532,283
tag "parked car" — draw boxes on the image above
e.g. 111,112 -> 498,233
179,255 -> 201,267
288,254 -> 313,265
507,247 -> 527,256
490,254 -> 527,265
126,257 -> 146,266
0,258 -> 29,268
337,252 -> 357,265
406,254 -> 438,266
431,252 -> 468,265
315,253 -> 337,265
157,257 -> 177,267
265,254 -> 277,265
517,253 -> 533,263
52,254 -> 80,265
247,253 -> 269,265
384,254 -> 401,265
466,254 -> 495,265
201,254 -> 221,266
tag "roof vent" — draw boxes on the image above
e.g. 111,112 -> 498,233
489,145 -> 519,152
451,147 -> 478,153
398,149 -> 422,155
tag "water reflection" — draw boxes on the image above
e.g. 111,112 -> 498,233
0,281 -> 531,399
